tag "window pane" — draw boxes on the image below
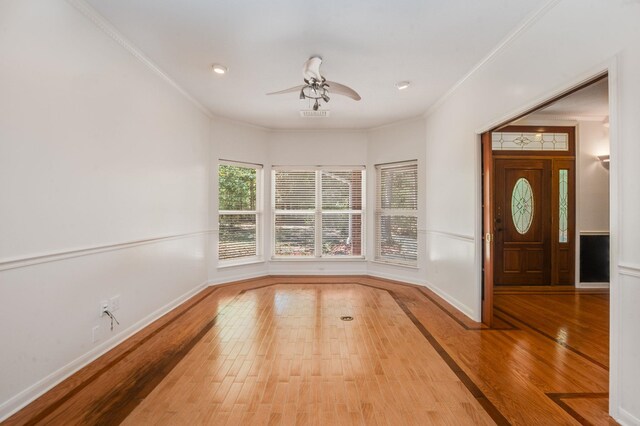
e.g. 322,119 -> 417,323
376,161 -> 418,265
492,132 -> 569,151
511,177 -> 534,235
274,171 -> 316,210
219,165 -> 256,211
559,169 -> 568,243
377,215 -> 417,262
219,214 -> 256,260
380,166 -> 418,209
322,170 -> 363,210
274,214 -> 315,256
322,213 -> 362,256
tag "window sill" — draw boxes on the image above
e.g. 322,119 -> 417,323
370,259 -> 419,269
218,257 -> 265,269
270,256 -> 366,262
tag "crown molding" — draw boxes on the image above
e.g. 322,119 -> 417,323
366,115 -> 426,133
423,0 -> 562,119
65,0 -> 213,119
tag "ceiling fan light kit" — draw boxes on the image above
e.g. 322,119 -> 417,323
267,56 -> 361,112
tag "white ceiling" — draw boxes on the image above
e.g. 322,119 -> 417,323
529,77 -> 609,120
86,0 -> 549,130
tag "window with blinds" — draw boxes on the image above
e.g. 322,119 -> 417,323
218,161 -> 262,263
375,161 -> 418,266
273,167 -> 364,258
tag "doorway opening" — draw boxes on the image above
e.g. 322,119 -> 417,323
482,74 -> 610,320
481,74 -> 611,421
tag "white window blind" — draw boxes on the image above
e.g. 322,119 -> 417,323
375,161 -> 418,265
218,161 -> 262,262
273,167 -> 364,258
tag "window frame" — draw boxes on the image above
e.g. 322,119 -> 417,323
217,159 -> 263,267
271,165 -> 366,260
374,160 -> 418,267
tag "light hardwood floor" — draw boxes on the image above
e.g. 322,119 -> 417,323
3,277 -> 612,425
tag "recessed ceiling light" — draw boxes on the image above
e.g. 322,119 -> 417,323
395,81 -> 411,90
212,64 -> 228,75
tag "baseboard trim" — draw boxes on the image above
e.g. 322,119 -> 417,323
423,280 -> 477,321
577,282 -> 610,289
367,270 -> 427,287
208,271 -> 269,286
267,269 -> 369,276
617,407 -> 640,426
0,279 -> 208,421
364,272 -> 477,321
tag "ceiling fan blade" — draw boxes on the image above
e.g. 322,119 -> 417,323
266,85 -> 306,96
303,56 -> 323,82
326,81 -> 361,101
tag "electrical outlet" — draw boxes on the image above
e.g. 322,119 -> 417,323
110,295 -> 121,312
92,325 -> 100,343
100,300 -> 109,317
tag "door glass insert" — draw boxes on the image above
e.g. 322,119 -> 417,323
492,132 -> 569,151
511,178 -> 534,234
559,169 -> 568,243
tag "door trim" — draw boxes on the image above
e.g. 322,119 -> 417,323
481,132 -> 494,326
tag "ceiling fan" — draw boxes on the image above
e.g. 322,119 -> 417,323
267,56 -> 361,111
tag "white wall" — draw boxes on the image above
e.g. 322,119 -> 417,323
0,1 -> 210,419
208,118 -> 270,284
367,119 -> 428,286
423,0 -> 640,422
578,121 -> 610,233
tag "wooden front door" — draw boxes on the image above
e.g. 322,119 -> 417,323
494,159 -> 551,285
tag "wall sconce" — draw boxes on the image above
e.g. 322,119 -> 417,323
597,154 -> 610,170
603,116 -> 609,128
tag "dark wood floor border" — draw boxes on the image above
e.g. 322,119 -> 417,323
547,393 -> 609,426
86,289 -> 253,424
494,306 -> 609,371
80,282 -> 286,424
381,288 -> 511,425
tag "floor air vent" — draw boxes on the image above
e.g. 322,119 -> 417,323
300,109 -> 330,118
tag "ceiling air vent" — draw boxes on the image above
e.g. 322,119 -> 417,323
300,109 -> 330,118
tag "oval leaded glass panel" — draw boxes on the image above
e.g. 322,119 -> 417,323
511,178 -> 534,234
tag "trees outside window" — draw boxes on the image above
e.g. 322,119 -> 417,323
218,161 -> 262,262
273,167 -> 364,258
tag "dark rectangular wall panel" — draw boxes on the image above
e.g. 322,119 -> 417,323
580,235 -> 610,282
